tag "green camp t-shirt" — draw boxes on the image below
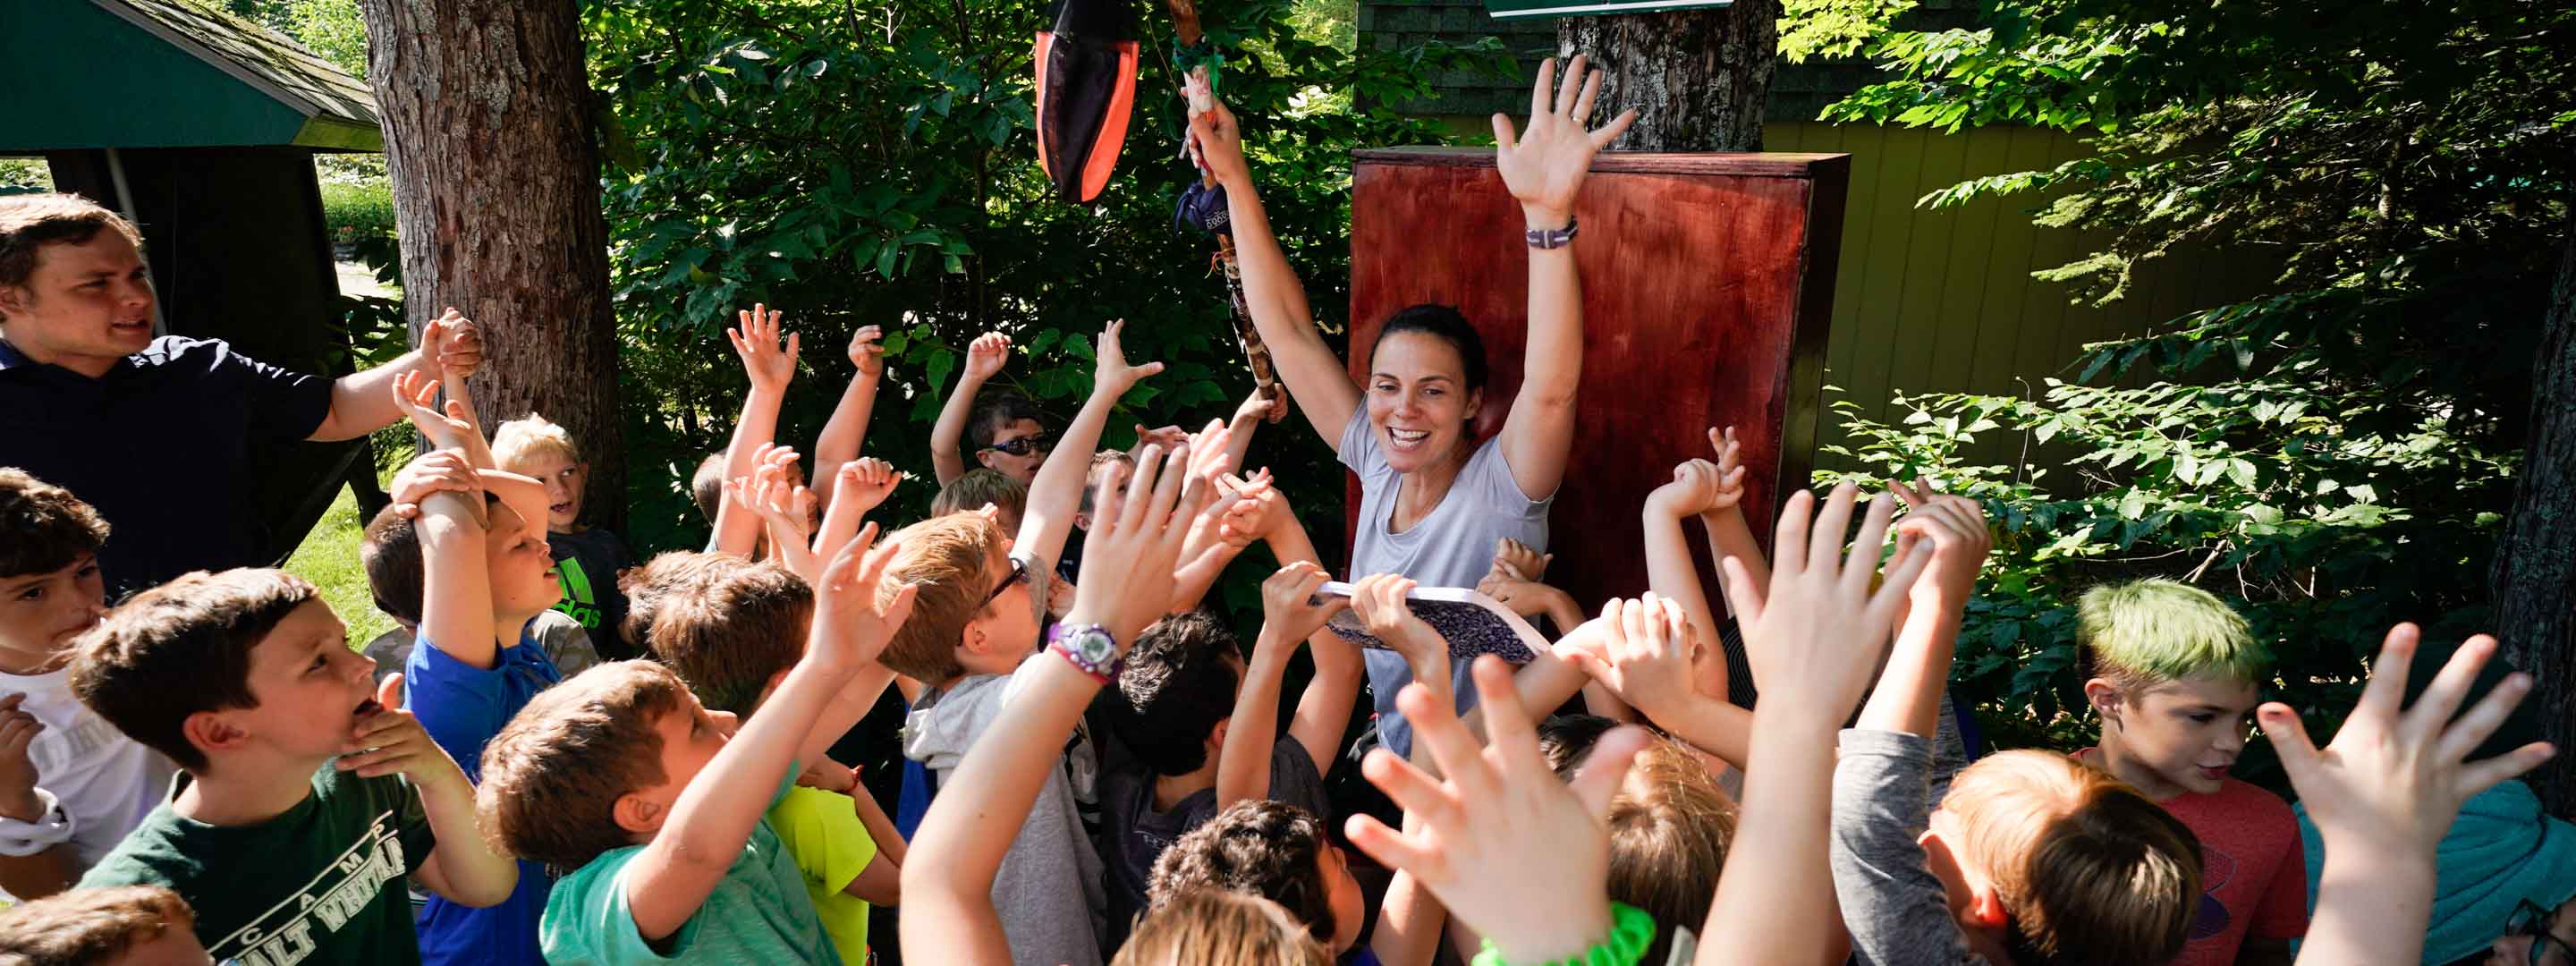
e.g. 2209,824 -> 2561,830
77,764 -> 436,965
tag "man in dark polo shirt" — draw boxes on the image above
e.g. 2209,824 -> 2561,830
0,193 -> 484,596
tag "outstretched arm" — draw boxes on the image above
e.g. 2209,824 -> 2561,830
1854,481 -> 1988,738
1015,320 -> 1164,572
812,325 -> 886,495
902,445 -> 1208,964
1491,56 -> 1635,500
311,308 -> 482,442
1195,102 -> 1362,444
1219,562 -> 1352,809
931,333 -> 1011,485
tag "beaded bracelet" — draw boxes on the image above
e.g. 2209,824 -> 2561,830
1469,901 -> 1657,966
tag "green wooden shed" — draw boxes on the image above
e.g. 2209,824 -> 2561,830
0,0 -> 382,564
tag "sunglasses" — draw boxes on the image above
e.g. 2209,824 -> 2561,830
984,435 -> 1051,457
980,557 -> 1029,610
2510,899 -> 2575,966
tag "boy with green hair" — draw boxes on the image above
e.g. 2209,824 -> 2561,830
2074,577 -> 2307,966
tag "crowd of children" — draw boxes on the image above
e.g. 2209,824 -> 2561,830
0,55 -> 2570,966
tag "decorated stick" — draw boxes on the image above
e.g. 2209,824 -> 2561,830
1167,0 -> 1286,422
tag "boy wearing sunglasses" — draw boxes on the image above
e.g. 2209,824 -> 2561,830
878,321 -> 1165,966
930,331 -> 1055,487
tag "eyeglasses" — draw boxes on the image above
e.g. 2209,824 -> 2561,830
2509,899 -> 2575,966
980,557 -> 1029,610
984,435 -> 1050,457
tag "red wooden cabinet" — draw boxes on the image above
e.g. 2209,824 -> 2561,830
1345,147 -> 1849,613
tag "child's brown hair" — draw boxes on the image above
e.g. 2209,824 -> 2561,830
930,468 -> 1029,520
70,569 -> 314,773
476,661 -> 694,872
691,453 -> 728,524
1114,890 -> 1331,966
877,512 -> 1010,683
1146,801 -> 1337,945
0,467 -> 109,580
0,884 -> 197,965
623,552 -> 812,716
360,503 -> 427,626
1940,750 -> 2203,966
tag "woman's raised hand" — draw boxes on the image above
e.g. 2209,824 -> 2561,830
1493,54 -> 1637,228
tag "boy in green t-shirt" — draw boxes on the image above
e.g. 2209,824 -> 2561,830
622,550 -> 902,963
66,568 -> 518,964
476,529 -> 916,964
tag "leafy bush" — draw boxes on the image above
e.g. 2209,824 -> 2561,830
586,0 -> 1506,620
319,180 -> 395,248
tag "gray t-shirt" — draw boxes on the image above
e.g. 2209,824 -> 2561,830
1337,406 -> 1551,758
902,651 -> 1106,966
1829,728 -> 1991,966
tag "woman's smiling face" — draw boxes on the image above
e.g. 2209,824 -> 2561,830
1366,330 -> 1482,472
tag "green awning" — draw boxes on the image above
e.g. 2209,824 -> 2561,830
0,0 -> 381,152
1485,0 -> 1734,19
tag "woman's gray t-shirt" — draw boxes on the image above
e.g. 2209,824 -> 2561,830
1337,405 -> 1552,758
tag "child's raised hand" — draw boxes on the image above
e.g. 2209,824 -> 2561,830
1071,442 -> 1215,642
1889,477 -> 1990,606
0,693 -> 47,820
388,449 -> 479,521
421,307 -> 485,382
962,332 -> 1011,382
847,325 -> 886,379
1134,423 -> 1191,451
390,371 -> 480,450
1260,561 -> 1350,644
729,303 -> 799,394
831,458 -> 902,515
1720,484 -> 1928,720
1233,386 -> 1285,426
2262,624 -> 2556,855
1492,55 -> 1637,227
1491,537 -> 1551,583
1092,319 -> 1166,396
809,522 -> 916,673
340,673 -> 468,785
1555,595 -> 1700,719
1347,657 -> 1653,962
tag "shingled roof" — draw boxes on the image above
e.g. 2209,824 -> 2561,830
1358,0 -> 1980,122
0,0 -> 380,151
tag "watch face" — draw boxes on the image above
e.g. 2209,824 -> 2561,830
1073,629 -> 1115,663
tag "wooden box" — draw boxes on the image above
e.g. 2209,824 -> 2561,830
1346,147 -> 1848,613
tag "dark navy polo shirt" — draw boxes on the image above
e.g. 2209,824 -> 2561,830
0,335 -> 333,596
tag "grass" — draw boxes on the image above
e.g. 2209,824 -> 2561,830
283,484 -> 397,649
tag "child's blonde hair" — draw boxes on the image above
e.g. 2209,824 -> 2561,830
490,411 -> 583,471
1938,750 -> 2203,966
1114,890 -> 1331,966
877,512 -> 1010,683
2078,578 -> 2270,693
930,468 -> 1030,520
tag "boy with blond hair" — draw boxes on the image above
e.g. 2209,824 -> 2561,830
491,412 -> 634,657
929,467 -> 1029,533
2074,578 -> 2306,966
623,549 -> 903,965
476,529 -> 915,963
0,469 -> 174,902
69,567 -> 518,964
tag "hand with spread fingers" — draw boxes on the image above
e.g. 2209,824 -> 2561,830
1345,657 -> 1654,963
1718,483 -> 1929,719
1091,319 -> 1165,397
1889,477 -> 1991,607
808,521 -> 917,674
1493,54 -> 1639,228
729,303 -> 799,395
1555,594 -> 1700,723
1069,442 -> 1216,644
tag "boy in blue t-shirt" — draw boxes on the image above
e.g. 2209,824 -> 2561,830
364,375 -> 575,966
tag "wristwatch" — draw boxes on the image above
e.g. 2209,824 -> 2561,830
1525,215 -> 1579,250
1049,623 -> 1123,683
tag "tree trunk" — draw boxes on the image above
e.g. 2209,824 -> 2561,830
356,0 -> 626,530
1555,2 -> 1784,153
2492,216 -> 2576,814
